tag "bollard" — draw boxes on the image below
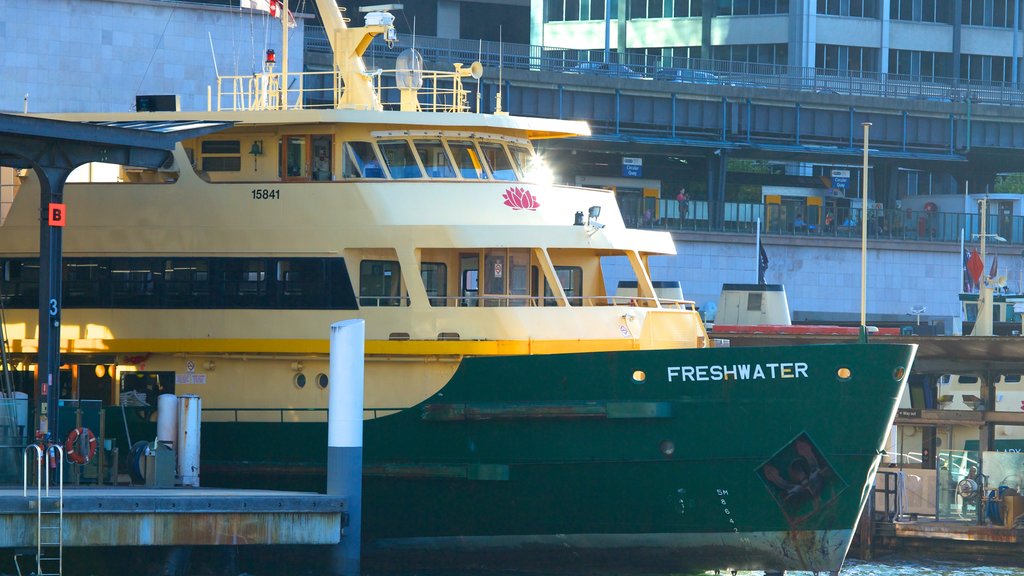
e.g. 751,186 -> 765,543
327,319 -> 364,576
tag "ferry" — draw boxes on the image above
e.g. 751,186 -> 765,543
0,2 -> 917,573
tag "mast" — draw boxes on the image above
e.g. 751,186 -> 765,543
281,0 -> 289,108
313,0 -> 397,110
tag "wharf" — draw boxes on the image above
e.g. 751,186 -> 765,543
0,486 -> 346,547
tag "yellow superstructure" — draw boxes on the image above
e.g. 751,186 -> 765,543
0,3 -> 707,420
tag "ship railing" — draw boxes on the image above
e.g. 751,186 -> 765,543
203,407 -> 406,422
204,407 -> 404,422
374,69 -> 473,113
213,67 -> 471,113
404,295 -> 697,308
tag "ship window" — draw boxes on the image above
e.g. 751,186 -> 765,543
342,141 -> 384,179
959,375 -> 980,384
164,260 -> 210,307
1005,375 -> 1022,383
482,249 -> 531,306
507,145 -> 533,177
0,260 -> 39,308
378,140 -> 423,179
538,265 -> 583,306
200,140 -> 241,172
311,135 -> 333,181
447,140 -> 488,180
65,261 -> 109,307
459,253 -> 479,307
217,259 -> 267,306
202,141 -> 241,154
747,292 -> 763,311
283,135 -> 309,179
111,259 -> 158,306
413,140 -> 456,179
359,260 -> 407,306
202,156 -> 241,172
479,143 -> 517,181
277,260 -> 329,304
421,262 -> 448,306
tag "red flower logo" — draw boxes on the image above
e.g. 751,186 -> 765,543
502,186 -> 540,211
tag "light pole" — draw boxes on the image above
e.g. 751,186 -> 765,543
860,122 -> 871,342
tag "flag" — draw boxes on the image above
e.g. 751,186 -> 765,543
963,248 -> 974,292
990,254 -> 999,279
241,0 -> 296,27
966,249 -> 984,290
758,245 -> 769,286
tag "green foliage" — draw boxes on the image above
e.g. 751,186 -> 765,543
994,173 -> 1024,193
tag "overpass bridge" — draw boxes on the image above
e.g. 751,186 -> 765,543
307,31 -> 1024,215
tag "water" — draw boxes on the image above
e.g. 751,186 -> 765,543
728,556 -> 1024,576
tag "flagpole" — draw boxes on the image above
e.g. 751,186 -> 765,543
755,218 -> 761,284
958,227 -> 965,336
860,122 -> 871,342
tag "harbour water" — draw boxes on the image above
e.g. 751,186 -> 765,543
733,556 -> 1024,576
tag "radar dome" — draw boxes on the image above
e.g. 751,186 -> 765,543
396,49 -> 424,90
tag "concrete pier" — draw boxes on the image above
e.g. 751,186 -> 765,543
0,487 -> 345,547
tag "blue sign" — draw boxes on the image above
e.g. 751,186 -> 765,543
831,169 -> 850,190
622,157 -> 642,178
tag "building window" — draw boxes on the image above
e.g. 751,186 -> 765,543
961,54 -> 1012,82
818,0 -> 878,16
959,0 -> 1012,25
888,49 -> 952,80
903,0 -> 956,21
816,45 -> 879,74
711,44 -> 789,66
673,0 -> 704,16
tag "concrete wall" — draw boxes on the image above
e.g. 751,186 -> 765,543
1,0 -> 304,113
605,233 -> 978,330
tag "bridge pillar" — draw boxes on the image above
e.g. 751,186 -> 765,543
706,149 -> 728,228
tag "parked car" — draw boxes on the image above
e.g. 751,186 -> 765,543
566,62 -> 644,79
654,68 -> 721,84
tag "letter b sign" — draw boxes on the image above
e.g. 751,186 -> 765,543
48,203 -> 66,227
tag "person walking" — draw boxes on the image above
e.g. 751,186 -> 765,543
676,188 -> 689,224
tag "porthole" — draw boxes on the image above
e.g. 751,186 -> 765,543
294,373 -> 307,389
660,440 -> 675,456
632,370 -> 646,384
837,367 -> 852,381
316,373 -> 329,389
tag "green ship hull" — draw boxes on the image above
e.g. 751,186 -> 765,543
201,341 -> 915,573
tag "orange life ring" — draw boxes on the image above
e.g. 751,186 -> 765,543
65,427 -> 97,465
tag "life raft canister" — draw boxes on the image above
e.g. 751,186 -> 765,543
65,427 -> 97,465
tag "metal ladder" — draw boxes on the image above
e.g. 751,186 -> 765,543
17,444 -> 64,576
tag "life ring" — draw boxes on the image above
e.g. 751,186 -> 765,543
924,202 -> 938,213
65,427 -> 97,465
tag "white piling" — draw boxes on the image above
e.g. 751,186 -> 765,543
328,319 -> 364,576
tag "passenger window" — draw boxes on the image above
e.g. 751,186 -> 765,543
479,143 -> 516,181
447,140 -> 487,180
359,260 -> 406,306
283,136 -> 308,179
342,141 -> 384,179
378,140 -> 423,179
507,145 -> 533,177
413,140 -> 456,178
421,262 -> 447,306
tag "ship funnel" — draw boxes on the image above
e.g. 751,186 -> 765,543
396,48 -> 424,111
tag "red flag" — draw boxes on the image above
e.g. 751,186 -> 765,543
967,249 -> 984,286
990,254 -> 999,279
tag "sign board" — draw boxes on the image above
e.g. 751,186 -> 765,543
48,203 -> 66,227
896,408 -> 920,419
622,157 -> 642,178
830,169 -> 850,191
